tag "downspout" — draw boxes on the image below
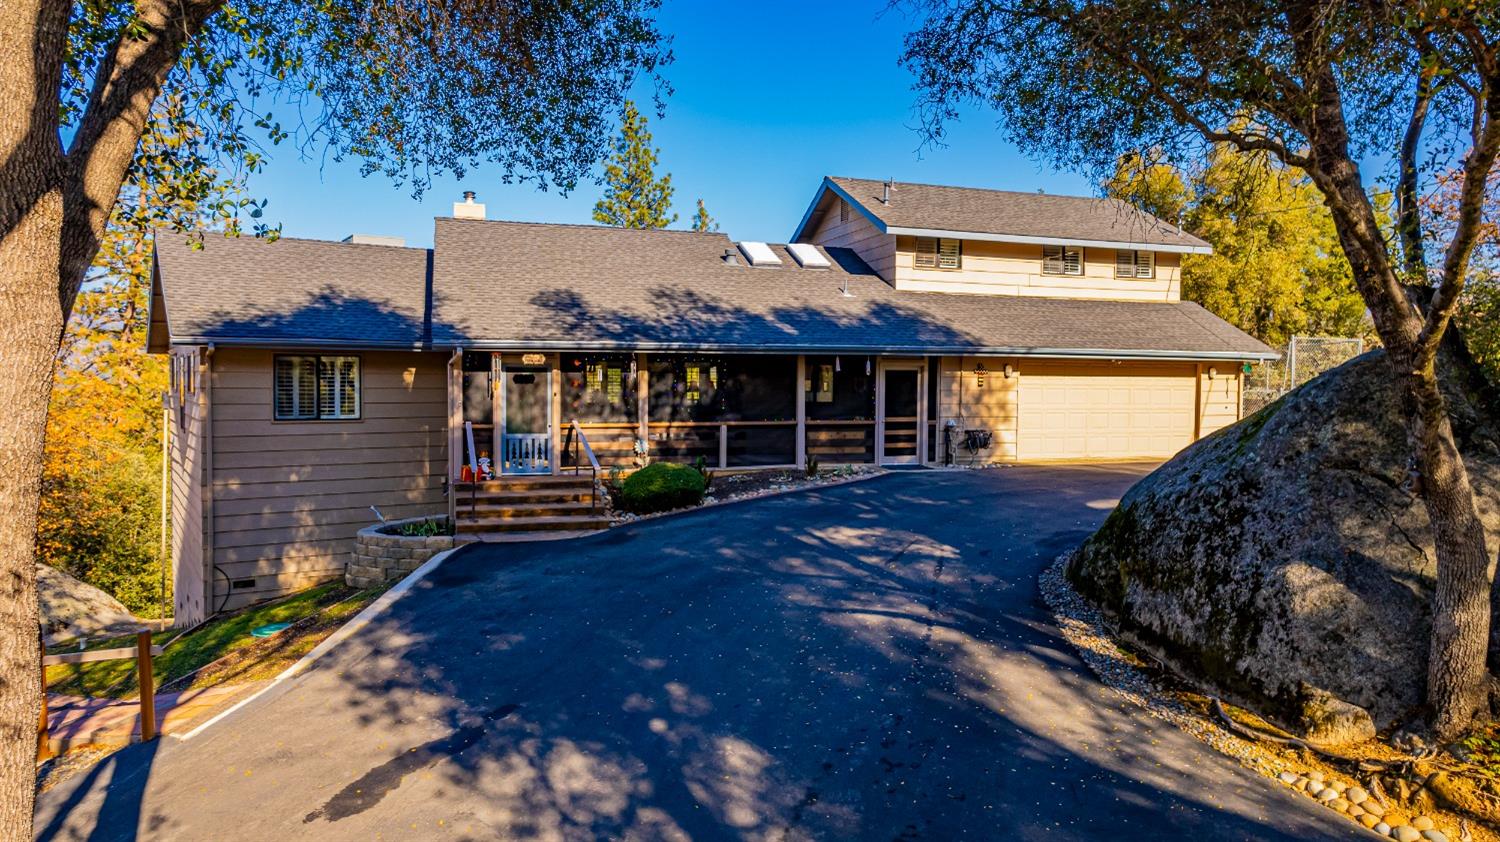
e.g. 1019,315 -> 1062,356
159,392 -> 170,621
447,347 -> 462,529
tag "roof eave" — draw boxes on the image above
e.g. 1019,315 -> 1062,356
882,225 -> 1213,255
436,337 -> 1277,362
169,336 -> 430,351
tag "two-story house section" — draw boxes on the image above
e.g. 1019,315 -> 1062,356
793,176 -> 1239,462
151,177 -> 1274,623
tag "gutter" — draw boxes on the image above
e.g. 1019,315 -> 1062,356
436,339 -> 1279,363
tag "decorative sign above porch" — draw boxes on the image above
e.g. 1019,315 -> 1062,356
521,353 -> 547,366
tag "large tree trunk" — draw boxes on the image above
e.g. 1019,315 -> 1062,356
1400,356 -> 1497,737
0,193 -> 66,833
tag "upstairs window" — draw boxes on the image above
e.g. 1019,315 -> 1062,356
1042,245 -> 1082,275
275,355 -> 361,421
915,236 -> 962,270
1115,249 -> 1156,279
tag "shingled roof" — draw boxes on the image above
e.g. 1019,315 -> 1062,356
428,218 -> 1271,360
150,233 -> 431,348
793,176 -> 1212,254
149,218 -> 1272,360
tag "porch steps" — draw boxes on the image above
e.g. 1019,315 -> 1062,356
453,474 -> 611,539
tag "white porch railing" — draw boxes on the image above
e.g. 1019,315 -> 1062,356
503,433 -> 551,475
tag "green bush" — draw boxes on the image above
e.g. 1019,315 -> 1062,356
619,462 -> 707,514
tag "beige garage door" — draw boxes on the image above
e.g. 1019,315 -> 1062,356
1017,362 -> 1196,460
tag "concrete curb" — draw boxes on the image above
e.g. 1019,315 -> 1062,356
612,469 -> 892,529
174,547 -> 459,742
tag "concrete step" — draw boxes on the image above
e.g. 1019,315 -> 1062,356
455,514 -> 613,533
455,475 -> 595,493
455,488 -> 596,505
464,529 -> 605,543
458,501 -> 601,519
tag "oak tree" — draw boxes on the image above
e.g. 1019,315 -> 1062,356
902,0 -> 1500,737
0,0 -> 667,833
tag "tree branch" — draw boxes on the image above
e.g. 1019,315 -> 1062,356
59,0 -> 225,321
1396,40 -> 1440,280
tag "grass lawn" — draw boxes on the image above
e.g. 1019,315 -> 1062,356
45,581 -> 389,699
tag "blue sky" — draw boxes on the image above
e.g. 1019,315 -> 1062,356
246,0 -> 1096,248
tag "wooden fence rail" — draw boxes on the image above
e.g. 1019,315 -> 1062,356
38,630 -> 162,760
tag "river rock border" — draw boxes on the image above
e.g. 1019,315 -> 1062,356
1039,554 -> 1466,842
346,516 -> 473,588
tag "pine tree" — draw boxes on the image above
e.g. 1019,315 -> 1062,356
593,100 -> 677,229
690,199 -> 718,233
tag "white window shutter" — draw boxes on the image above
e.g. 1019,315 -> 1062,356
938,238 -> 961,269
915,237 -> 939,269
1135,250 -> 1154,278
1043,245 -> 1064,274
1116,250 -> 1136,278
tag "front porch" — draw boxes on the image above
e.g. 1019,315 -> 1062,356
446,351 -> 947,484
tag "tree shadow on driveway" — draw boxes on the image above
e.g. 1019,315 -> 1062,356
37,467 -> 1357,840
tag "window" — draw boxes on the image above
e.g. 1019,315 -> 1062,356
1042,245 -> 1083,275
915,237 -> 962,270
815,365 -> 834,403
1115,249 -> 1155,279
274,355 -> 360,420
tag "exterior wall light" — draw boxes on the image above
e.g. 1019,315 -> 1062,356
1003,363 -> 1015,379
1207,366 -> 1218,379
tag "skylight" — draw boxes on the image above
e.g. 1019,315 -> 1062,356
737,241 -> 782,267
786,243 -> 831,269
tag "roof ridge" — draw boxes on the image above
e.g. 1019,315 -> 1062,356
438,217 -> 731,238
831,175 -> 1114,204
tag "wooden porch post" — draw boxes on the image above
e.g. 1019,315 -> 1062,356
550,353 -> 562,476
795,355 -> 807,470
636,353 -> 650,460
446,350 -> 461,526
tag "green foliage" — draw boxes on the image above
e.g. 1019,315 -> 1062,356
691,455 -> 716,494
1107,146 -> 1370,346
691,199 -> 718,233
619,462 -> 706,514
804,454 -> 820,478
65,1 -> 670,210
393,518 -> 447,538
44,582 -> 380,698
33,115 -> 248,619
593,100 -> 677,228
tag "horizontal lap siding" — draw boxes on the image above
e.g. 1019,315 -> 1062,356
810,206 -> 896,282
1198,365 -> 1242,436
938,356 -> 1020,463
170,348 -> 208,626
209,349 -> 448,606
894,239 -> 1182,302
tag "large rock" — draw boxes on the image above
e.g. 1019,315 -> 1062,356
36,563 -> 146,644
1067,350 -> 1500,733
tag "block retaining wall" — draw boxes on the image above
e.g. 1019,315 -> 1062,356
345,516 -> 472,588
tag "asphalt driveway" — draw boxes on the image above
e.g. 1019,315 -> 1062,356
36,466 -> 1356,840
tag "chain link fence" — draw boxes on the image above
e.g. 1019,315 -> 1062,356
1243,335 -> 1367,415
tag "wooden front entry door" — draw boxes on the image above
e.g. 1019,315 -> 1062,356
877,362 -> 924,465
501,366 -> 552,474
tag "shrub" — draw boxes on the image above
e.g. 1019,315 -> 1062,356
619,462 -> 707,514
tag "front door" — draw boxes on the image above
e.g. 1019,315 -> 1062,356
877,363 -> 923,465
501,365 -> 551,474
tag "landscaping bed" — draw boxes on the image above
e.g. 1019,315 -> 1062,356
608,464 -> 884,523
1041,554 -> 1500,842
45,580 -> 390,699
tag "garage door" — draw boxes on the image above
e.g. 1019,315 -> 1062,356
1017,362 -> 1196,460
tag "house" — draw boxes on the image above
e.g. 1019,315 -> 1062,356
149,176 -> 1275,625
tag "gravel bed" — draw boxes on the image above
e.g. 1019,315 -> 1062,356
1040,553 -> 1475,842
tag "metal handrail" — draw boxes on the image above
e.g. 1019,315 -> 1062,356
569,419 -> 603,509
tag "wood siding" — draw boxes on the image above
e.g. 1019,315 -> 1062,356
893,238 -> 1182,302
936,357 -> 1239,464
936,356 -> 1020,463
207,349 -> 448,610
1197,364 -> 1242,437
169,347 -> 209,627
808,205 -> 896,282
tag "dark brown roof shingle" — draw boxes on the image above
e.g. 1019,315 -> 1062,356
807,176 -> 1210,252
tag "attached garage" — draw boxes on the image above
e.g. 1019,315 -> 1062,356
1016,361 -> 1198,460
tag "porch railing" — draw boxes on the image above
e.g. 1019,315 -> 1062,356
564,420 -> 603,508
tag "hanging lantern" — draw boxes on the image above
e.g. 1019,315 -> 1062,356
865,357 -> 872,376
835,356 -> 841,373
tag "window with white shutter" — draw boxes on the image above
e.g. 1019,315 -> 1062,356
915,237 -> 961,270
275,355 -> 360,420
1042,245 -> 1082,275
1115,249 -> 1155,279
